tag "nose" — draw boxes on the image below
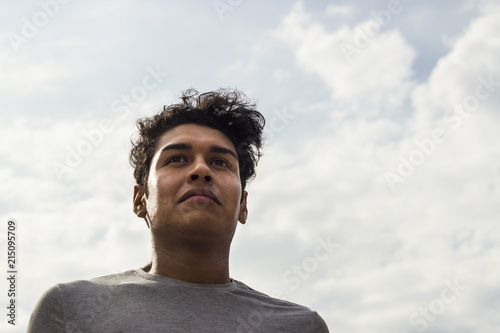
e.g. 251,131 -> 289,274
187,157 -> 213,183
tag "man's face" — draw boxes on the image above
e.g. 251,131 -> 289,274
134,124 -> 248,242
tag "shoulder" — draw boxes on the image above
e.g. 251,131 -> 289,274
78,269 -> 139,285
28,269 -> 140,332
28,284 -> 64,332
54,269 -> 143,304
232,279 -> 310,310
31,284 -> 63,311
231,280 -> 330,332
33,270 -> 137,306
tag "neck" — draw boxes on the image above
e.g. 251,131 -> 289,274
148,236 -> 232,284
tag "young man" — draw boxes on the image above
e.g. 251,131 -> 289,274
28,89 -> 329,332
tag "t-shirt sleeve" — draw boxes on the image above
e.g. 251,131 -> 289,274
312,311 -> 330,333
27,285 -> 66,333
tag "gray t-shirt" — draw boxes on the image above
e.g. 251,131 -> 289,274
28,268 -> 329,332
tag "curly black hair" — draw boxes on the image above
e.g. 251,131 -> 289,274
129,88 -> 265,197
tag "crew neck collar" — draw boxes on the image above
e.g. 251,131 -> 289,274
134,268 -> 238,289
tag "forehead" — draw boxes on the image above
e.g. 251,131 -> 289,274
154,124 -> 236,155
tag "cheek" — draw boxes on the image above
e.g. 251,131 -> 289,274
154,178 -> 177,203
225,178 -> 243,205
154,173 -> 189,214
145,173 -> 171,213
146,180 -> 174,223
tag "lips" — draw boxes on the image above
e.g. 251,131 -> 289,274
179,188 -> 220,205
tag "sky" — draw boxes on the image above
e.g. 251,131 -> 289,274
1,0 -> 499,332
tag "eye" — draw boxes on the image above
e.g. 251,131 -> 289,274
211,159 -> 229,167
166,155 -> 187,164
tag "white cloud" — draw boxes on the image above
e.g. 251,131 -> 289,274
275,1 -> 416,114
325,5 -> 352,17
410,4 -> 500,131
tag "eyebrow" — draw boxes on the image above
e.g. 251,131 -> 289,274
159,143 -> 238,160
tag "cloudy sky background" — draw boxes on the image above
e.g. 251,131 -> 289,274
1,0 -> 499,332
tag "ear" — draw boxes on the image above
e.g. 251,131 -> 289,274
238,191 -> 248,224
133,185 -> 147,218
